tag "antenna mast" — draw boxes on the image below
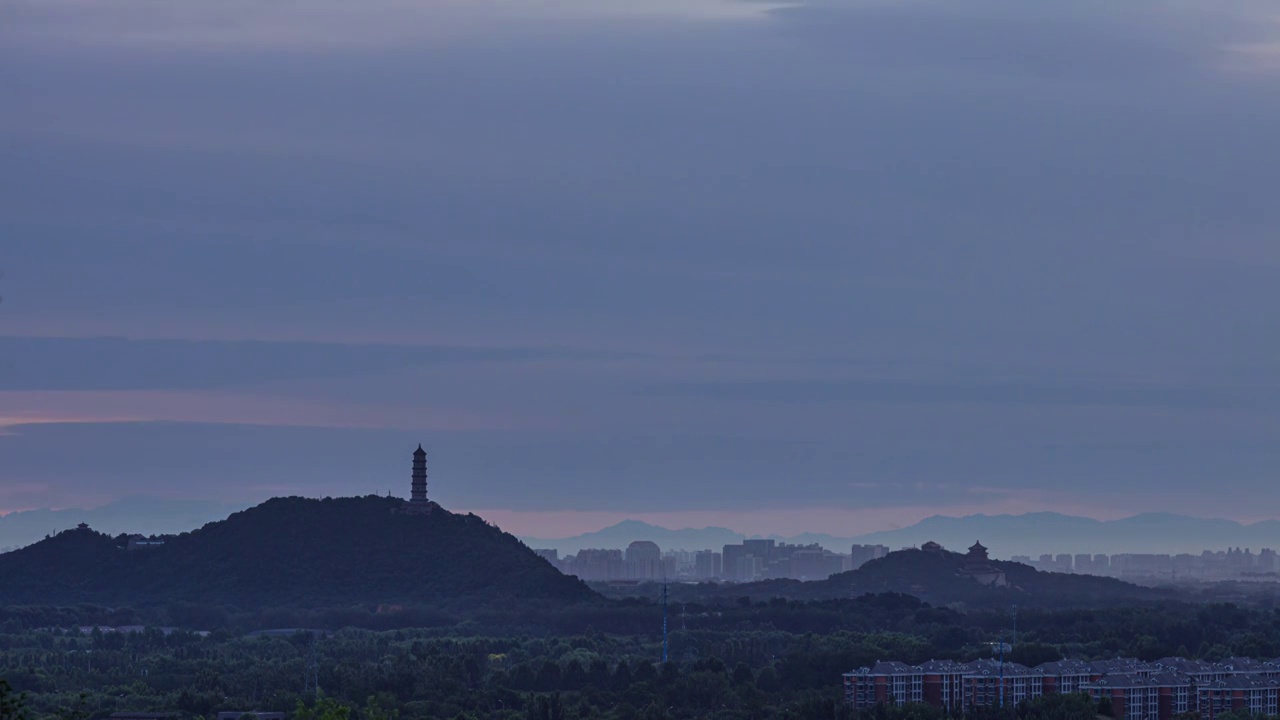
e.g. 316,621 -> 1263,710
998,636 -> 1005,709
661,581 -> 669,664
303,632 -> 320,699
1012,604 -> 1018,647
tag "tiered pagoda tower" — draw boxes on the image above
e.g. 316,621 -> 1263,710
411,444 -> 428,503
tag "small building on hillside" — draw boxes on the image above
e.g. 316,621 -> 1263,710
393,445 -> 436,515
127,535 -> 166,550
958,541 -> 1007,587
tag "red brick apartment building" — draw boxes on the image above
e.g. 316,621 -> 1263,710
1197,676 -> 1280,720
1083,671 -> 1193,720
844,658 -> 1056,712
1152,658 -> 1217,685
847,655 -> 1280,718
843,660 -> 969,711
963,659 -> 1044,708
843,662 -> 924,708
1213,658 -> 1277,679
919,660 -> 968,712
1036,660 -> 1094,694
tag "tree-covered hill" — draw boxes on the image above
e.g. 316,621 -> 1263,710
0,495 -> 597,609
709,548 -> 1171,608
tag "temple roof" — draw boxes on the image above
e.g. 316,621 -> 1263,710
413,444 -> 426,456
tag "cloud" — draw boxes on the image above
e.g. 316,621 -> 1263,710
0,390 -> 538,432
0,0 -> 772,51
648,377 -> 1280,411
768,0 -> 1277,72
0,336 -> 596,391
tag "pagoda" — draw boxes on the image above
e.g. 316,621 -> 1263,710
394,444 -> 435,515
411,444 -> 428,503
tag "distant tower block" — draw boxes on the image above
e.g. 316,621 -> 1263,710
411,445 -> 428,503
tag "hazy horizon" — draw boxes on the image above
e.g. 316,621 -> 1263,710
5,0 -> 1280,537
3,495 -> 1279,547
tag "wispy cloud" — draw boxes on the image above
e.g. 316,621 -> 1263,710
0,335 -> 607,391
648,377 -> 1280,411
0,390 -> 542,432
0,0 -> 772,51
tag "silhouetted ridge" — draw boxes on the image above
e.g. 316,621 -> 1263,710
734,547 -> 1167,607
0,496 -> 596,608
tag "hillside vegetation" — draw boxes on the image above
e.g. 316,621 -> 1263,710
0,496 -> 596,609
641,547 -> 1170,609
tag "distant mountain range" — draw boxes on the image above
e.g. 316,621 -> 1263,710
522,513 -> 1280,557
848,513 -> 1280,556
522,519 -> 747,555
0,496 -> 594,610
6,500 -> 1277,559
0,497 -> 248,552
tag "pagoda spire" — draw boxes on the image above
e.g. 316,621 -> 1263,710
411,445 -> 428,503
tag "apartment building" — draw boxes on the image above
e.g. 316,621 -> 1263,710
843,661 -> 923,708
845,655 -> 1280,718
1083,672 -> 1193,720
963,659 -> 1043,708
1197,676 -> 1280,720
919,660 -> 968,712
1037,659 -> 1094,694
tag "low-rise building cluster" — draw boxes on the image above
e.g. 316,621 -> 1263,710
844,656 -> 1280,720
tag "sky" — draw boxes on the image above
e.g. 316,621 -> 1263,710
2,0 -> 1280,538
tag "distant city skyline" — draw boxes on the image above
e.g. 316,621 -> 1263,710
5,492 -> 1280,560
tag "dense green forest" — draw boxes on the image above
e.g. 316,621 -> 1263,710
5,597 -> 1280,720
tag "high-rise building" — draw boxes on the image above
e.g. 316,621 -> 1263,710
566,549 -> 625,581
722,543 -> 746,582
789,547 -> 849,581
851,544 -> 890,569
743,539 -> 776,561
694,550 -> 722,580
625,541 -> 662,580
734,554 -> 764,583
663,550 -> 695,578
